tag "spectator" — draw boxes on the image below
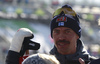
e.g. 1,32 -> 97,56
49,4 -> 97,64
22,53 -> 60,64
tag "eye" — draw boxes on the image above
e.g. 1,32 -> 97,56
65,30 -> 71,34
53,29 -> 59,34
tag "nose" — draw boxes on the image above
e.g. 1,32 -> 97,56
58,33 -> 66,40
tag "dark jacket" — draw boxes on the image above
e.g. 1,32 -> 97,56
50,39 -> 97,64
6,50 -> 20,64
89,58 -> 100,64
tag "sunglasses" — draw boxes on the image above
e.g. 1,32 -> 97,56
53,7 -> 77,18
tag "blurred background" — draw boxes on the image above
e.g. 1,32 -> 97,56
0,0 -> 100,64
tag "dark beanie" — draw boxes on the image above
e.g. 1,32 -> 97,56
50,14 -> 81,38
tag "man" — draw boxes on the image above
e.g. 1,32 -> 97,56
5,4 -> 96,64
49,4 -> 97,64
5,28 -> 84,64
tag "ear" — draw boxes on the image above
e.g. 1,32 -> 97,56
76,34 -> 79,39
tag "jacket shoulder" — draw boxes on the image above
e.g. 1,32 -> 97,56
89,56 -> 98,61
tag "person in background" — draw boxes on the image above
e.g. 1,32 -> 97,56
49,4 -> 97,64
22,53 -> 60,64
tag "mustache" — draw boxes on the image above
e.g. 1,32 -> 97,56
57,40 -> 70,44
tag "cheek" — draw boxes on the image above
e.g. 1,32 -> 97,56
52,33 -> 58,39
68,33 -> 79,40
52,35 -> 58,44
52,36 -> 57,42
68,34 -> 78,44
70,37 -> 77,47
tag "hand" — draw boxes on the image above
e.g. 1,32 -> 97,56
79,58 -> 85,64
9,28 -> 40,56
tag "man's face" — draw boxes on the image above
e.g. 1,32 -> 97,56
52,27 -> 79,55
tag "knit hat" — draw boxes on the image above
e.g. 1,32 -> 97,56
22,54 -> 46,64
22,53 -> 60,64
50,14 -> 81,38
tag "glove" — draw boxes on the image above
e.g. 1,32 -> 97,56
9,28 -> 40,56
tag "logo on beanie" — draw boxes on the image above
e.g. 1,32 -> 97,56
56,16 -> 67,22
58,22 -> 64,26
